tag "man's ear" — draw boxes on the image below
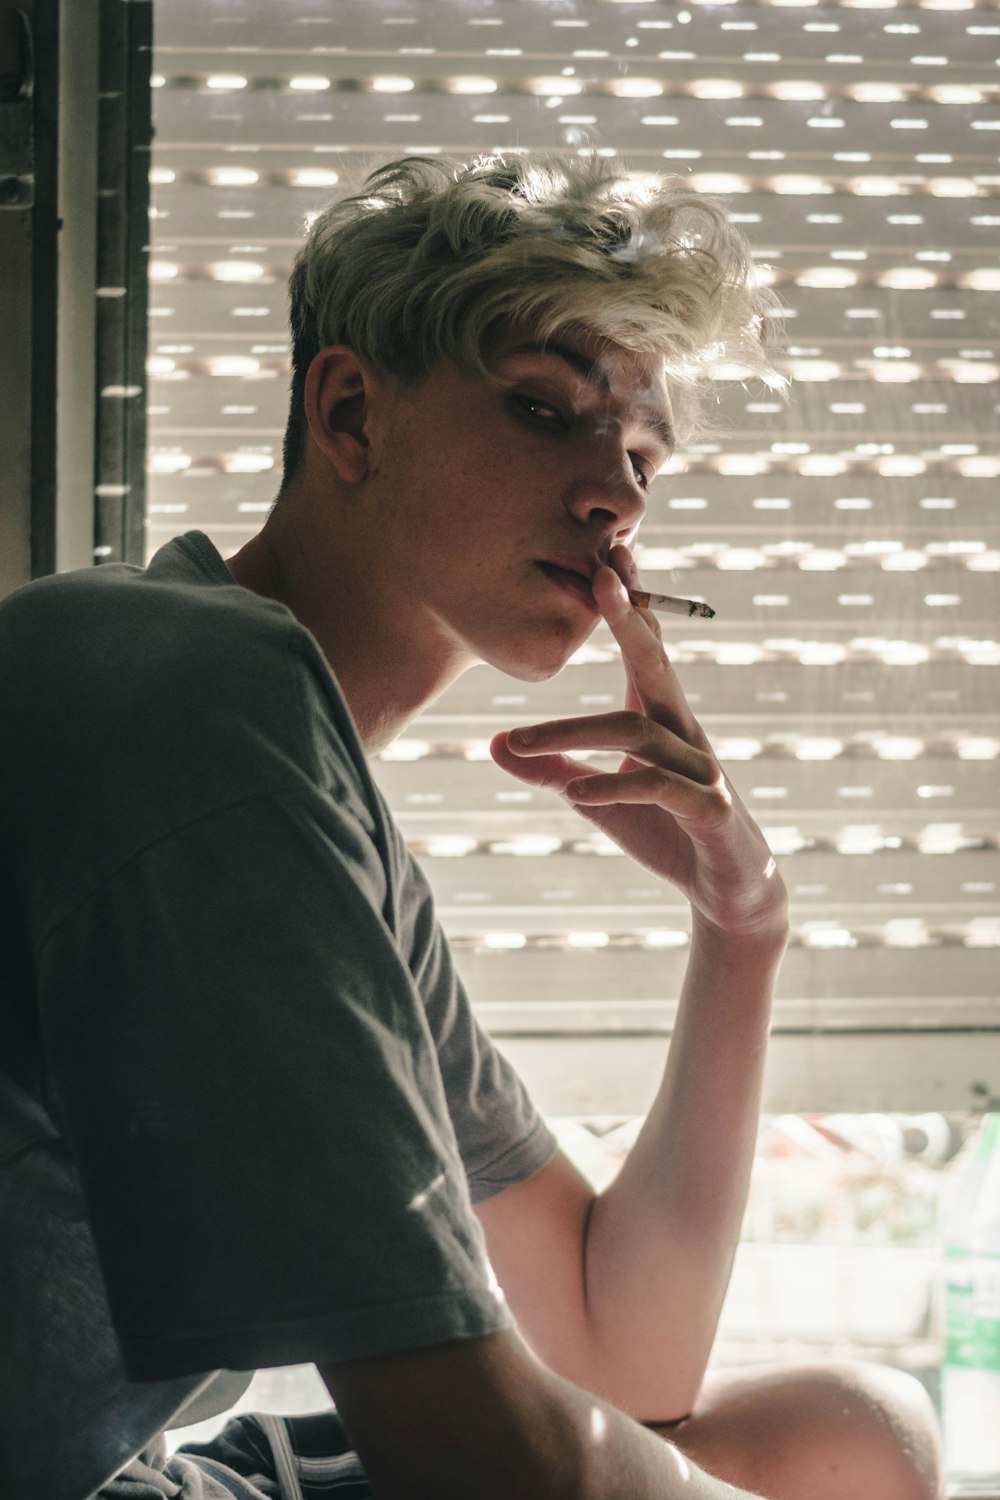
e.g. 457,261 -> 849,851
303,345 -> 377,485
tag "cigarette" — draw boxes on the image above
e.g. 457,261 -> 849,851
628,589 -> 716,620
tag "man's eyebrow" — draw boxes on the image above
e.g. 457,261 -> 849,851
506,339 -> 676,455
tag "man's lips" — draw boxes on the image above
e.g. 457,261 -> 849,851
535,561 -> 600,614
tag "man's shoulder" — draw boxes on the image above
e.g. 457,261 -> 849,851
0,535 -> 356,832
0,537 -> 310,720
0,540 -> 368,936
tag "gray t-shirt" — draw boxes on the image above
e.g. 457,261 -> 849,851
0,533 -> 556,1500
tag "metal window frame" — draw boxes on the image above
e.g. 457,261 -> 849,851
0,0 -> 151,599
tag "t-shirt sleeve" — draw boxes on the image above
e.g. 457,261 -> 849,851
36,791 -> 513,1383
396,846 -> 557,1204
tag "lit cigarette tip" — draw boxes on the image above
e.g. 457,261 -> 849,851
629,589 -> 716,620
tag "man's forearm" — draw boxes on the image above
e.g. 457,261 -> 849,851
579,917 -> 788,1419
548,1363 -> 772,1500
322,1332 -> 771,1500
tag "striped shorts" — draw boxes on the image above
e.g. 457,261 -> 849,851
179,1410 -> 371,1499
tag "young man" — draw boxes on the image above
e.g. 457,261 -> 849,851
0,156 -> 942,1500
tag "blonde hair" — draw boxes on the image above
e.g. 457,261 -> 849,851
281,153 -> 782,487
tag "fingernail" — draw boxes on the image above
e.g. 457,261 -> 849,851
512,726 -> 537,745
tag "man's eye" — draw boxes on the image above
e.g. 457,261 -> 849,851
631,456 -> 652,490
518,396 -> 566,426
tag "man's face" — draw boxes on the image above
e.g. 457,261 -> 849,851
367,330 -> 675,682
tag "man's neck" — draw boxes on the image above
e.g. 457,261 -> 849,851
226,501 -> 471,755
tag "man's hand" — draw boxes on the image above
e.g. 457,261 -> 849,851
490,543 -> 788,945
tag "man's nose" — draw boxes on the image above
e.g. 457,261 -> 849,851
561,454 -> 648,535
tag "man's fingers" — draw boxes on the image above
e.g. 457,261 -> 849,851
565,766 -> 733,824
592,564 -> 708,748
502,714 -> 717,786
489,732 -> 602,796
609,542 -> 664,646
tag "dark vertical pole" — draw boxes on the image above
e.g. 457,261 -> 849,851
0,0 -> 60,590
0,1 -> 36,595
92,0 -> 151,566
56,0 -> 99,575
29,0 -> 57,577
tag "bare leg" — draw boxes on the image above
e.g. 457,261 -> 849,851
648,1361 -> 944,1500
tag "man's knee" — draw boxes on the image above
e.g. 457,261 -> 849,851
781,1360 -> 943,1500
671,1358 -> 943,1500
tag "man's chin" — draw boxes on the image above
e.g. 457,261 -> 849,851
504,660 -> 565,684
483,634 -> 589,683
464,600 -> 600,679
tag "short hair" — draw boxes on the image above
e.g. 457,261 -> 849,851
280,153 -> 782,490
